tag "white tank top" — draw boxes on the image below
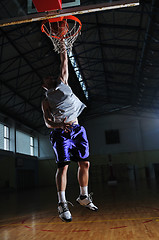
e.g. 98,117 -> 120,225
45,81 -> 86,123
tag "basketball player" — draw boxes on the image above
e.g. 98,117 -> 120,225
41,41 -> 98,222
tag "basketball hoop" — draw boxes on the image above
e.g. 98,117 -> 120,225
41,16 -> 82,53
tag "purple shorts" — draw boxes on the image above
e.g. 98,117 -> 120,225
50,124 -> 89,168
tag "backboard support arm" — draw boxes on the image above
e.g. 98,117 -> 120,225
0,0 -> 139,27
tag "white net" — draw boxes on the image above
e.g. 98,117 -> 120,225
42,17 -> 82,54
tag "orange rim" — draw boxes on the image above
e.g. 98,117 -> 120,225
41,15 -> 82,40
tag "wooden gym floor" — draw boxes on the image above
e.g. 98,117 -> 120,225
1,179 -> 159,240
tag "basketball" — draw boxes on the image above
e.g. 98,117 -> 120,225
51,20 -> 68,39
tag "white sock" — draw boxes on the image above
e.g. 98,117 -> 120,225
57,191 -> 66,203
80,186 -> 88,196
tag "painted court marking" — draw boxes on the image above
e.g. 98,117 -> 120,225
0,206 -> 159,232
0,216 -> 158,227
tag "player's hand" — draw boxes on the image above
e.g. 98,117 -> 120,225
60,118 -> 72,132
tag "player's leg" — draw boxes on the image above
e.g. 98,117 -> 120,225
50,129 -> 72,222
77,160 -> 90,193
56,164 -> 72,222
76,160 -> 98,211
56,164 -> 68,198
71,125 -> 98,211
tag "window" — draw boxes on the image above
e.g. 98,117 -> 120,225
105,129 -> 120,144
0,124 -> 10,151
16,130 -> 38,157
4,126 -> 10,151
0,122 -> 39,156
68,51 -> 89,99
0,123 -> 4,150
16,130 -> 30,155
30,136 -> 34,156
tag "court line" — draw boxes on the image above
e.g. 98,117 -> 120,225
0,216 -> 159,227
110,226 -> 127,229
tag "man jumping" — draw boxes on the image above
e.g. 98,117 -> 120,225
41,42 -> 98,222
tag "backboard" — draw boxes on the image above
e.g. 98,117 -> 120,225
0,0 -> 139,27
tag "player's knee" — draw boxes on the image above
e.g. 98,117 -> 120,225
78,161 -> 90,170
56,165 -> 68,175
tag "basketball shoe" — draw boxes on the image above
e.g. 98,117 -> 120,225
58,202 -> 72,222
76,193 -> 98,211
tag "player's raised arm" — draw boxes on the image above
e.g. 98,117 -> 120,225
59,42 -> 69,85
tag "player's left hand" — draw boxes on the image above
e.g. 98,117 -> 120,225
61,117 -> 72,132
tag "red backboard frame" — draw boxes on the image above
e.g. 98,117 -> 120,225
32,0 -> 62,12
